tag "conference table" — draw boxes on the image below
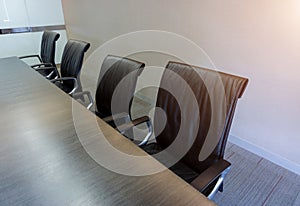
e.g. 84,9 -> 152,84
0,57 -> 215,206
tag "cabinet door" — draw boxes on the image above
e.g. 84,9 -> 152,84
0,0 -> 30,29
0,0 -> 67,62
25,0 -> 65,26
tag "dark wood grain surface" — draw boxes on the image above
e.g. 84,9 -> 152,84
0,57 -> 215,206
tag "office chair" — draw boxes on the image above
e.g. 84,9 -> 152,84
136,61 -> 248,199
19,30 -> 60,78
73,55 -> 152,141
49,39 -> 90,95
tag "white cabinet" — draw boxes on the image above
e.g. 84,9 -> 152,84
0,0 -> 67,63
25,0 -> 65,26
0,0 -> 30,29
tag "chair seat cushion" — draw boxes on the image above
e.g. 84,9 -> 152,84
142,143 -> 199,183
37,69 -> 51,77
170,161 -> 199,183
54,81 -> 73,94
140,142 -> 163,155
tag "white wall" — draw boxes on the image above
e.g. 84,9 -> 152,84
61,0 -> 300,174
0,0 -> 67,63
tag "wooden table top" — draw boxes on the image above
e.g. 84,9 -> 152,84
0,57 -> 215,206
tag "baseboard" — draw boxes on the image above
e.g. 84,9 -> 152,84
228,134 -> 300,176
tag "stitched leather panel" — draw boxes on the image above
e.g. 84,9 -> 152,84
40,30 -> 60,66
60,39 -> 90,91
95,55 -> 145,118
154,61 -> 248,173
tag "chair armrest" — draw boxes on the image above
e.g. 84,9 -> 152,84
191,159 -> 231,199
34,66 -> 59,79
102,112 -> 130,123
19,54 -> 42,63
73,91 -> 94,109
31,63 -> 53,68
117,116 -> 153,146
51,77 -> 78,95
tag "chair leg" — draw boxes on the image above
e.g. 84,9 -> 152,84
207,166 -> 231,199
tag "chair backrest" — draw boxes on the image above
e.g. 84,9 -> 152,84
60,39 -> 90,78
95,55 -> 145,118
60,39 -> 90,89
40,30 -> 60,66
154,61 -> 248,173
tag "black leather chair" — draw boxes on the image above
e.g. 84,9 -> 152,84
50,39 -> 90,95
95,55 -> 144,118
19,30 -> 60,78
138,61 -> 248,199
74,55 -> 152,140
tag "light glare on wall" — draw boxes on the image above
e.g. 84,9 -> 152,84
2,0 -> 10,22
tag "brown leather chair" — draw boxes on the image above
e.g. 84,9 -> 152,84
140,61 -> 248,199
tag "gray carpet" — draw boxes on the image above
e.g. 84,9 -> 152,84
213,142 -> 300,206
